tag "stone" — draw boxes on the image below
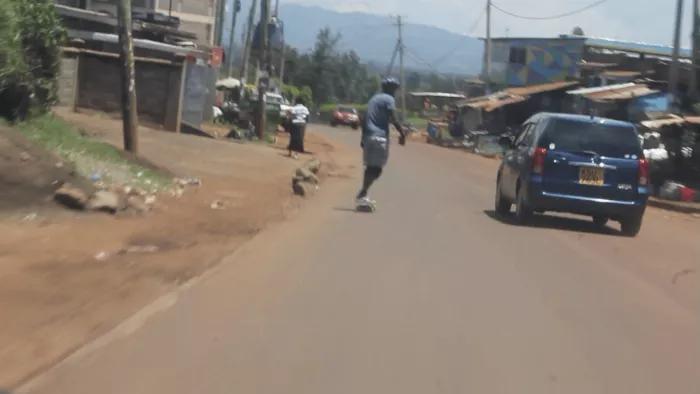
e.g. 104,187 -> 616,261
54,183 -> 89,210
295,167 -> 319,184
127,195 -> 150,212
292,180 -> 307,197
305,157 -> 322,174
18,151 -> 31,161
86,190 -> 122,214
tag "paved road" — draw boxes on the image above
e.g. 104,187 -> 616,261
22,127 -> 700,394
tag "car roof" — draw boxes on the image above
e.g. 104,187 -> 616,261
528,112 -> 634,128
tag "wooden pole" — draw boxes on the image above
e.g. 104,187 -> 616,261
225,0 -> 240,77
117,0 -> 138,153
239,0 -> 257,84
256,0 -> 270,140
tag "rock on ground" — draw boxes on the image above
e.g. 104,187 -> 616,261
54,183 -> 89,210
86,190 -> 123,214
295,167 -> 319,184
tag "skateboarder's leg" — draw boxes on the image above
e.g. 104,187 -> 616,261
357,136 -> 388,199
357,166 -> 382,199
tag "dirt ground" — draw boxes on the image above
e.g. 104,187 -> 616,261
0,126 -> 95,216
0,110 -> 355,389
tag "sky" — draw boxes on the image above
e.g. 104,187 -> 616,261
282,0 -> 696,49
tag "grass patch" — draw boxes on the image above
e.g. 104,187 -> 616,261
407,117 -> 428,128
15,115 -> 171,189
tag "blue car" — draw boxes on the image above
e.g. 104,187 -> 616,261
495,113 -> 650,237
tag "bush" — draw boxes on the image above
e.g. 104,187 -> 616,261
0,0 -> 66,120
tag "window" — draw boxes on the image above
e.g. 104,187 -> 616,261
509,47 -> 527,64
337,107 -> 357,114
539,119 -> 643,158
513,123 -> 534,147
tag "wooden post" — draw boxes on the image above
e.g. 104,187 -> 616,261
117,0 -> 138,153
256,0 -> 270,140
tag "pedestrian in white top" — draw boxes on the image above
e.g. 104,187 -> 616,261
286,97 -> 310,158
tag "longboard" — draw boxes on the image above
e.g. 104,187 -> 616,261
355,202 -> 376,213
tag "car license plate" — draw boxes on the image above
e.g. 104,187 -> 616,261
579,167 -> 604,185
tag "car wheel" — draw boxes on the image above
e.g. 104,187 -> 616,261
514,186 -> 533,224
592,216 -> 609,228
351,123 -> 359,130
620,215 -> 643,237
330,122 -> 337,127
494,178 -> 511,215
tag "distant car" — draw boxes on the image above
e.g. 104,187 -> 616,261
494,112 -> 649,237
330,105 -> 360,129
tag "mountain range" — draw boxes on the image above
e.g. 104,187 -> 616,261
226,2 -> 484,75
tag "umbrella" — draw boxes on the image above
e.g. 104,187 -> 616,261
216,77 -> 241,89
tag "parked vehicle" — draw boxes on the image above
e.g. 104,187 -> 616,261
494,113 -> 650,237
330,105 -> 360,129
238,92 -> 288,126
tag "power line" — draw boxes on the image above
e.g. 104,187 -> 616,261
431,11 -> 485,66
491,0 -> 609,20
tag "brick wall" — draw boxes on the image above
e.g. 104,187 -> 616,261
77,54 -> 183,130
57,53 -> 79,107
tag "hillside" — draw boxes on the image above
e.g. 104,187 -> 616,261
228,2 -> 483,75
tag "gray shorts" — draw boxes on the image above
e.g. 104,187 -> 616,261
362,136 -> 389,168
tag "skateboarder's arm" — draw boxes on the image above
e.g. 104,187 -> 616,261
388,109 -> 404,137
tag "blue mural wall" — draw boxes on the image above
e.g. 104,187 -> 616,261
489,38 -> 585,87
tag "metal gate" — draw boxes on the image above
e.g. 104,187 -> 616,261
182,61 -> 216,126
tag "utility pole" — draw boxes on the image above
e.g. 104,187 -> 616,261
256,0 -> 270,140
225,0 -> 241,77
396,15 -> 407,123
274,0 -> 286,86
485,0 -> 492,93
117,0 -> 138,153
240,0 -> 257,84
213,0 -> 226,47
669,0 -> 684,109
691,0 -> 699,97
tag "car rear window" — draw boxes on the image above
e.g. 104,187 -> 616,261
338,107 -> 356,113
539,119 -> 642,158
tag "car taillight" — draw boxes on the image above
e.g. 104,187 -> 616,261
532,147 -> 547,175
638,158 -> 650,186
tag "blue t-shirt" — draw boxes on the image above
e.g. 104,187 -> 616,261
362,93 -> 395,138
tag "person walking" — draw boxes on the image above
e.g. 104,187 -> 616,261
356,77 -> 406,205
287,97 -> 310,159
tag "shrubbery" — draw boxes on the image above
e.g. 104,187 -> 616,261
0,0 -> 66,120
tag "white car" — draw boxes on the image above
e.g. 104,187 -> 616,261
266,93 -> 292,120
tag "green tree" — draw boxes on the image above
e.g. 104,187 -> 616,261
0,0 -> 66,119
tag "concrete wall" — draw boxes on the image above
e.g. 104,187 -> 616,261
75,53 -> 183,130
82,0 -> 214,45
57,53 -> 79,107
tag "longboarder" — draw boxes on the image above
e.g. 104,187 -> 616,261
355,77 -> 406,210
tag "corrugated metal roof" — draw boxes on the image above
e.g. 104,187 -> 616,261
640,115 -> 684,129
585,84 -> 658,101
577,61 -> 617,68
561,34 -> 692,59
567,82 -> 636,95
600,70 -> 642,77
466,95 -> 528,112
505,81 -> 579,96
409,92 -> 466,98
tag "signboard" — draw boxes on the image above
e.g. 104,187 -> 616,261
210,47 -> 224,68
